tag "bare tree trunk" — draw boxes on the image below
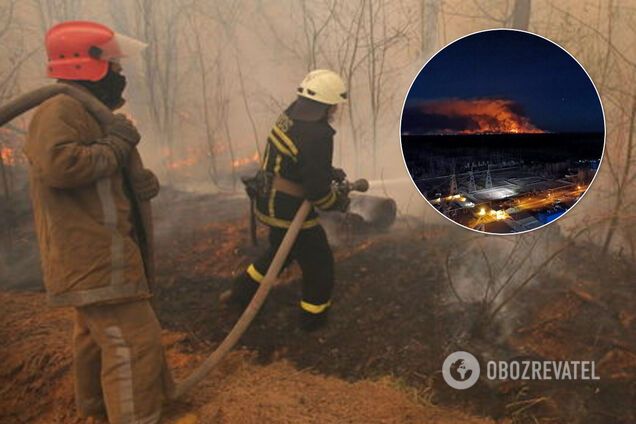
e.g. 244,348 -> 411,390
599,0 -> 615,87
224,118 -> 237,191
602,93 -> 636,254
190,17 -> 219,185
340,1 -> 365,176
111,0 -> 190,183
0,148 -> 10,202
34,0 -> 85,34
365,0 -> 395,178
510,0 -> 531,30
420,0 -> 440,58
367,0 -> 378,175
214,68 -> 237,191
0,142 -> 13,248
235,54 -> 262,160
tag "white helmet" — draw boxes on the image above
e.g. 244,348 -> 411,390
297,69 -> 347,105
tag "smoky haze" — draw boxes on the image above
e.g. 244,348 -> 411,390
0,0 -> 634,250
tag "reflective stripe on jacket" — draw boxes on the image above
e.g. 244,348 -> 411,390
25,93 -> 150,307
255,103 -> 337,229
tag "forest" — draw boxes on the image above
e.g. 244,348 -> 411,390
0,1 -> 634,423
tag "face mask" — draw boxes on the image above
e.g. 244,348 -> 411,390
74,66 -> 127,110
98,68 -> 127,109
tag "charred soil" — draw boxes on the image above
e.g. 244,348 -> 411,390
153,190 -> 635,423
1,189 -> 634,423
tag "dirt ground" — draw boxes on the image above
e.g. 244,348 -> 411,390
1,189 -> 634,423
152,191 -> 636,423
0,291 -> 493,424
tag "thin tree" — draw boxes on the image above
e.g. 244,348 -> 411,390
420,0 -> 440,58
109,0 -> 193,180
186,10 -> 221,186
509,0 -> 531,30
33,0 -> 85,34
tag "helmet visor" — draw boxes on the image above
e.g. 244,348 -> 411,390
94,33 -> 147,62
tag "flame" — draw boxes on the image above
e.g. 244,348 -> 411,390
166,156 -> 200,171
232,152 -> 260,169
419,98 -> 544,134
163,147 -> 260,173
163,146 -> 207,171
1,147 -> 17,166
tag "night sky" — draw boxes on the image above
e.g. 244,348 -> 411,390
402,30 -> 605,134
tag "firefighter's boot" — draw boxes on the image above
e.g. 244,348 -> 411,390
226,266 -> 261,308
298,306 -> 330,332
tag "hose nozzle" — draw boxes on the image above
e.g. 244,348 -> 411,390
337,178 -> 369,194
350,178 -> 369,193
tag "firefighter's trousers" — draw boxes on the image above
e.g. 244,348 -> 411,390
73,299 -> 173,424
234,224 -> 334,315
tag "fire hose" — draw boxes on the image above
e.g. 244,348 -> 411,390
0,84 -> 369,401
173,179 -> 371,398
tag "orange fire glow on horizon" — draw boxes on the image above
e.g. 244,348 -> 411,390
421,98 -> 544,134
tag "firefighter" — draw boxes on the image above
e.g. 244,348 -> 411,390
24,21 -> 170,423
229,69 -> 349,332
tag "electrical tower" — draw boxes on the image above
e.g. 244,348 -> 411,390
485,163 -> 493,189
449,169 -> 458,195
468,165 -> 476,192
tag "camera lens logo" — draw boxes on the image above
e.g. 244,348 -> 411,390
442,351 -> 481,389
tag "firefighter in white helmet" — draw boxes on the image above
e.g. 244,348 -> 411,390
228,69 -> 350,331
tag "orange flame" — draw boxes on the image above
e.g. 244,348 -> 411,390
421,98 -> 544,134
1,147 -> 17,166
166,156 -> 200,171
163,146 -> 207,171
162,147 -> 260,173
232,152 -> 260,169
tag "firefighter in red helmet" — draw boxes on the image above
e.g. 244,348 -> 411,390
25,21 -> 169,423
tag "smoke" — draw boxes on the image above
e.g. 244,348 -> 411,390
443,226 -> 567,339
403,98 -> 544,134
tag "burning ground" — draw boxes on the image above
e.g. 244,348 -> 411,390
1,187 -> 635,423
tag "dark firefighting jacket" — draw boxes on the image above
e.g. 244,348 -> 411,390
255,103 -> 339,229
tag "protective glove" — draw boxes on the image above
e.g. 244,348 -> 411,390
104,114 -> 141,165
131,168 -> 160,201
108,114 -> 141,145
331,167 -> 347,183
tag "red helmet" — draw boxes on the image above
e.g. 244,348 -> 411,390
45,21 -> 146,81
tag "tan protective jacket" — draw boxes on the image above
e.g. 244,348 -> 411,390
24,93 -> 155,307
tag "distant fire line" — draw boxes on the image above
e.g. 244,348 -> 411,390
415,98 -> 544,135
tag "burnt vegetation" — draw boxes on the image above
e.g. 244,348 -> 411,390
0,1 -> 635,423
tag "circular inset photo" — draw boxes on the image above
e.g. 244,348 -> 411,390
400,29 -> 604,234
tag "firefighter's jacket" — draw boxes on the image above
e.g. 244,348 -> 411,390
255,103 -> 339,229
24,93 -> 155,307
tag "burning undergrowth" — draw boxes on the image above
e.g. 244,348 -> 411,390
150,190 -> 633,422
0,127 -> 26,167
402,98 -> 544,135
0,146 -> 18,166
0,186 -> 633,423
